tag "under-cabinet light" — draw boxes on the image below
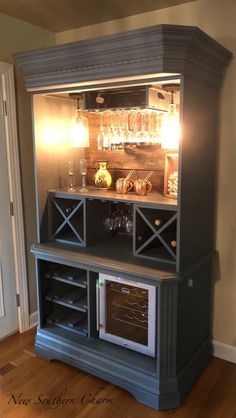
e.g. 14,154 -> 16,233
161,86 -> 180,150
71,96 -> 89,148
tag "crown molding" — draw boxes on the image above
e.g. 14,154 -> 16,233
14,24 -> 232,91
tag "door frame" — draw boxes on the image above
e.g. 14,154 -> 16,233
0,61 -> 29,333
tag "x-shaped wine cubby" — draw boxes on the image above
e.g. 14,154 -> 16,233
49,196 -> 85,246
134,206 -> 177,265
47,190 -> 178,268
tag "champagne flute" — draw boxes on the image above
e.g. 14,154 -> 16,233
79,159 -> 88,192
67,160 -> 76,192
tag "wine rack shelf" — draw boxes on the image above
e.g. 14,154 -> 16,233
40,261 -> 97,339
49,196 -> 85,246
46,309 -> 88,337
47,191 -> 178,267
44,265 -> 87,288
134,206 -> 177,264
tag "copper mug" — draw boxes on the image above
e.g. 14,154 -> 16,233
115,178 -> 133,194
134,179 -> 152,196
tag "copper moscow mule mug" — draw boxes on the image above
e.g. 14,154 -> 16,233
115,178 -> 133,194
134,179 -> 152,196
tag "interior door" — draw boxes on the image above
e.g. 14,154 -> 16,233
0,71 -> 18,339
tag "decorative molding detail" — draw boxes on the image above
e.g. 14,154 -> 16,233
29,311 -> 38,329
0,263 -> 5,319
14,24 -> 232,91
158,284 -> 178,383
0,63 -> 29,332
213,340 -> 236,364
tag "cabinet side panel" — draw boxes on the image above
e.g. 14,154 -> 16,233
33,95 -> 84,242
178,76 -> 219,270
177,260 -> 212,372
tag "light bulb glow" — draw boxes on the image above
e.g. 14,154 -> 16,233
39,117 -> 70,152
161,104 -> 180,150
71,112 -> 89,148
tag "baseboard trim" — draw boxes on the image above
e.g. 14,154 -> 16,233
29,311 -> 38,329
213,340 -> 236,364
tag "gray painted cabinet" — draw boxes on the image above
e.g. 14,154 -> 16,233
14,24 -> 231,410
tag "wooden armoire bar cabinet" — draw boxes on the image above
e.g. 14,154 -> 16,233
14,25 -> 231,410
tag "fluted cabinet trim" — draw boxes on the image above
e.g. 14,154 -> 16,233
158,283 -> 178,379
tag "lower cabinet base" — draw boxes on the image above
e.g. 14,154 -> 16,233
35,327 -> 212,411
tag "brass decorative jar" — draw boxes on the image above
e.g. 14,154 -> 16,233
94,161 -> 112,189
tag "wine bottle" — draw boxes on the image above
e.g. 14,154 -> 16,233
154,218 -> 162,227
170,240 -> 177,248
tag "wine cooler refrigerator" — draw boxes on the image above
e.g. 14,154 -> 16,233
98,273 -> 156,357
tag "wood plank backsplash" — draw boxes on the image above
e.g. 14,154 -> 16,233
85,113 -> 167,192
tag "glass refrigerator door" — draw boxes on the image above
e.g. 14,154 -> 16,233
99,274 -> 156,357
106,281 -> 148,346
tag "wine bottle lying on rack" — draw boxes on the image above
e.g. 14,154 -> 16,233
160,230 -> 177,251
170,240 -> 177,249
154,218 -> 162,227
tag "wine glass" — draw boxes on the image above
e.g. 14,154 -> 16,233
79,159 -> 88,192
127,109 -> 138,144
148,111 -> 159,144
119,109 -> 128,148
97,112 -> 107,150
104,202 -> 116,235
136,110 -> 148,144
125,206 -> 133,235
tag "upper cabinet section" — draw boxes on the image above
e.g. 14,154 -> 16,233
14,24 -> 232,92
14,24 -> 232,272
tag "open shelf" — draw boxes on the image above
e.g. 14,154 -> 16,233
49,188 -> 178,209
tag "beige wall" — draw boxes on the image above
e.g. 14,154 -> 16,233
0,13 -> 55,63
55,0 -> 236,347
0,14 -> 55,313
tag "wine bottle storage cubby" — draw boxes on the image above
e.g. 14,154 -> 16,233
44,264 -> 87,288
46,304 -> 88,337
134,206 -> 177,264
39,260 -> 97,339
45,282 -> 88,312
48,192 -> 178,266
40,262 -> 88,337
49,196 -> 85,246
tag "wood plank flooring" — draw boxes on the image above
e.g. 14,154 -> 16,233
0,329 -> 236,418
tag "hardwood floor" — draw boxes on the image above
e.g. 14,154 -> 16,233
0,329 -> 236,418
